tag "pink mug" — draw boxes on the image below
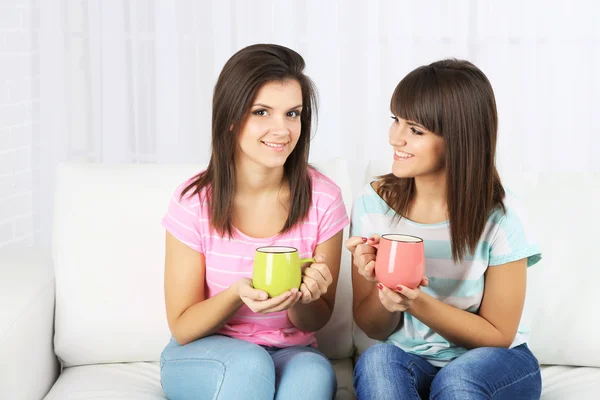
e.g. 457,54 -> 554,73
369,234 -> 425,289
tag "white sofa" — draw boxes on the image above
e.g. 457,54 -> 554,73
0,159 -> 599,400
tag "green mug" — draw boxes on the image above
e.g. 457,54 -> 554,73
252,246 -> 315,298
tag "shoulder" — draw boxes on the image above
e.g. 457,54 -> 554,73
352,180 -> 387,213
488,189 -> 530,228
308,167 -> 343,202
170,170 -> 209,209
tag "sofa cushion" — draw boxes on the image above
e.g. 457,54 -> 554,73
52,159 -> 354,367
43,359 -> 356,400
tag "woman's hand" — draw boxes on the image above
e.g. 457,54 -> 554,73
234,278 -> 302,313
376,278 -> 429,313
345,235 -> 380,281
298,254 -> 333,304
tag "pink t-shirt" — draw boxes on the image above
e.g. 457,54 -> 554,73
161,168 -> 349,348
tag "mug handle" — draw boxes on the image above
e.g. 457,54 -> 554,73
300,257 -> 316,265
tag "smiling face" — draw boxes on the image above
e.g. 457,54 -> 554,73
389,115 -> 446,179
235,80 -> 303,171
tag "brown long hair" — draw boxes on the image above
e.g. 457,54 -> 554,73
379,59 -> 505,262
181,44 -> 318,237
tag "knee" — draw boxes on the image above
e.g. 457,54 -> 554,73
291,351 -> 336,387
277,351 -> 336,398
354,343 -> 409,384
235,344 -> 276,374
356,343 -> 408,374
430,348 -> 499,397
161,341 -> 275,399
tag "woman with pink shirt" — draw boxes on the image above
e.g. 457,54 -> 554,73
160,44 -> 349,399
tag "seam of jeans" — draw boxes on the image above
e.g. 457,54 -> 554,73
409,359 -> 437,378
490,367 -> 541,398
407,361 -> 423,400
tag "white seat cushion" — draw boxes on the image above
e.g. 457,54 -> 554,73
540,365 -> 600,399
43,359 -> 356,400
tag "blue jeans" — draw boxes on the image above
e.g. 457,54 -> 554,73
160,335 -> 337,400
354,343 -> 541,400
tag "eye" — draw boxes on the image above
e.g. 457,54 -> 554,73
287,110 -> 300,118
253,109 -> 269,116
391,115 -> 399,123
410,127 -> 423,135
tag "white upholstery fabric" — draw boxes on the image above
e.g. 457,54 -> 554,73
42,358 -> 355,400
0,249 -> 59,400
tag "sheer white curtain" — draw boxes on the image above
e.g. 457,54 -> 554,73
38,0 -> 600,249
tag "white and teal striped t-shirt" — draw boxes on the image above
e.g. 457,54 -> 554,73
351,183 -> 542,367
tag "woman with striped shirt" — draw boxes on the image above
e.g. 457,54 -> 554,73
160,44 -> 348,399
346,59 -> 542,400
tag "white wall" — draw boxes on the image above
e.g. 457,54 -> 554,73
1,0 -> 600,252
0,0 -> 39,250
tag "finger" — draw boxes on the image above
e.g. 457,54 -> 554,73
302,276 -> 322,297
314,253 -> 326,263
355,243 -> 377,257
312,263 -> 333,284
304,264 -> 332,286
264,290 -> 302,312
345,236 -> 367,253
239,283 -> 268,301
377,285 -> 404,312
364,260 -> 377,281
300,281 -> 318,304
395,285 -> 420,300
250,289 -> 296,312
377,283 -> 405,304
420,277 -> 429,287
368,234 -> 381,244
355,253 -> 376,274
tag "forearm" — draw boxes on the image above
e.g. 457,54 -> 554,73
287,298 -> 332,332
355,286 -> 402,340
171,286 -> 243,345
409,292 -> 513,349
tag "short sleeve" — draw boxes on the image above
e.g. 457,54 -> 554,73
488,196 -> 541,267
161,183 -> 204,253
316,187 -> 349,244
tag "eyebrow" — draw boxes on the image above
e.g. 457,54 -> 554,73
252,103 -> 303,110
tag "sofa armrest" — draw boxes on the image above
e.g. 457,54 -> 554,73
0,248 -> 59,400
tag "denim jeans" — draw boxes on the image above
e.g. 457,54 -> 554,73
160,335 -> 337,400
354,343 -> 541,400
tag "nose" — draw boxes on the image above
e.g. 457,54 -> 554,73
389,122 -> 407,146
270,116 -> 290,136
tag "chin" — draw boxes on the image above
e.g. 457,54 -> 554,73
259,156 -> 289,170
391,163 -> 416,178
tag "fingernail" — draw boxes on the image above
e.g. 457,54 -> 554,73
259,293 -> 267,300
361,237 -> 368,242
290,288 -> 298,295
376,283 -> 383,290
368,237 -> 375,242
396,285 -> 403,291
